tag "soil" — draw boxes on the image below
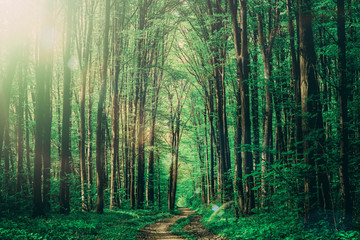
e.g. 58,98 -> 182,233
136,207 -> 227,240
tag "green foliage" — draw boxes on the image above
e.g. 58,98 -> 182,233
0,210 -> 171,240
170,214 -> 198,240
184,201 -> 360,240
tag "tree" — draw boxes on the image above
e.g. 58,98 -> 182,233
298,0 -> 331,221
206,0 -> 232,203
228,0 -> 254,214
16,55 -> 25,196
147,33 -> 166,206
60,0 -> 73,215
33,0 -> 53,217
78,0 -> 95,212
167,78 -> 189,210
95,0 -> 110,214
256,0 -> 280,208
110,0 -> 124,211
136,0 -> 148,209
337,0 -> 353,227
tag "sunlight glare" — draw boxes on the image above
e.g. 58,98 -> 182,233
67,56 -> 79,71
0,0 -> 44,45
40,26 -> 57,50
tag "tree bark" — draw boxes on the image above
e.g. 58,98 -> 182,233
147,45 -> 163,206
87,66 -> 94,210
60,0 -> 73,214
16,59 -> 25,196
79,0 -> 94,212
228,0 -> 254,214
337,0 -> 353,227
298,0 -> 331,221
256,0 -> 279,209
95,0 -> 110,214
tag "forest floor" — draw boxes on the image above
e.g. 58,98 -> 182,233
136,207 -> 226,240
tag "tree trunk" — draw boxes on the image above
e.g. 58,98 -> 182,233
4,122 -> 10,197
250,26 -> 260,209
256,0 -> 279,209
79,0 -> 94,212
337,0 -> 353,227
42,27 -> 53,212
0,46 -> 18,192
34,42 -> 45,217
298,0 -> 331,221
204,105 -> 211,204
95,0 -> 110,214
25,84 -> 32,190
87,67 -> 94,210
228,0 -> 254,214
286,0 -> 302,169
60,0 -> 73,214
16,61 -> 25,196
147,51 -> 163,206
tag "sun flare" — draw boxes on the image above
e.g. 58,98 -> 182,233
0,0 -> 44,45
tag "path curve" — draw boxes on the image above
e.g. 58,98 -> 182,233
136,207 -> 226,240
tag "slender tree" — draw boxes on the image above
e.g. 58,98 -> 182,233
60,0 -> 73,214
256,0 -> 280,208
228,0 -> 254,214
337,0 -> 353,227
78,0 -> 95,212
16,53 -> 26,196
95,0 -> 110,214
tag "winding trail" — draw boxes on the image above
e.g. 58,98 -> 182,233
137,207 -> 226,240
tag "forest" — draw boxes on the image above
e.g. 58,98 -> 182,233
0,0 -> 359,239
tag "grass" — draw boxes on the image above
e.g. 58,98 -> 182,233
170,213 -> 198,240
183,198 -> 360,240
0,209 -> 171,240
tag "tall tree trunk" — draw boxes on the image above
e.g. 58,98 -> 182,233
251,26 -> 260,209
228,0 -> 254,214
286,0 -> 302,168
60,0 -> 73,214
169,112 -> 181,210
33,0 -> 53,216
42,20 -> 53,212
256,0 -> 279,209
167,83 -> 187,210
130,75 -> 139,209
109,61 -> 119,210
87,67 -> 94,210
129,87 -> 137,209
79,0 -> 94,212
124,95 -> 130,199
298,0 -> 331,221
109,64 -> 119,208
147,48 -> 163,206
95,0 -> 110,214
0,48 -> 18,190
4,122 -> 10,197
207,81 -> 216,200
207,0 -> 232,203
16,59 -> 25,196
204,105 -> 211,204
25,84 -> 32,190
33,41 -> 45,217
337,0 -> 353,227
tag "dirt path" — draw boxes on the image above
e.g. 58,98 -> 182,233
136,207 -> 226,240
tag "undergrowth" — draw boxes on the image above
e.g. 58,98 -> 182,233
170,214 -> 198,240
185,198 -> 360,240
0,209 -> 171,240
